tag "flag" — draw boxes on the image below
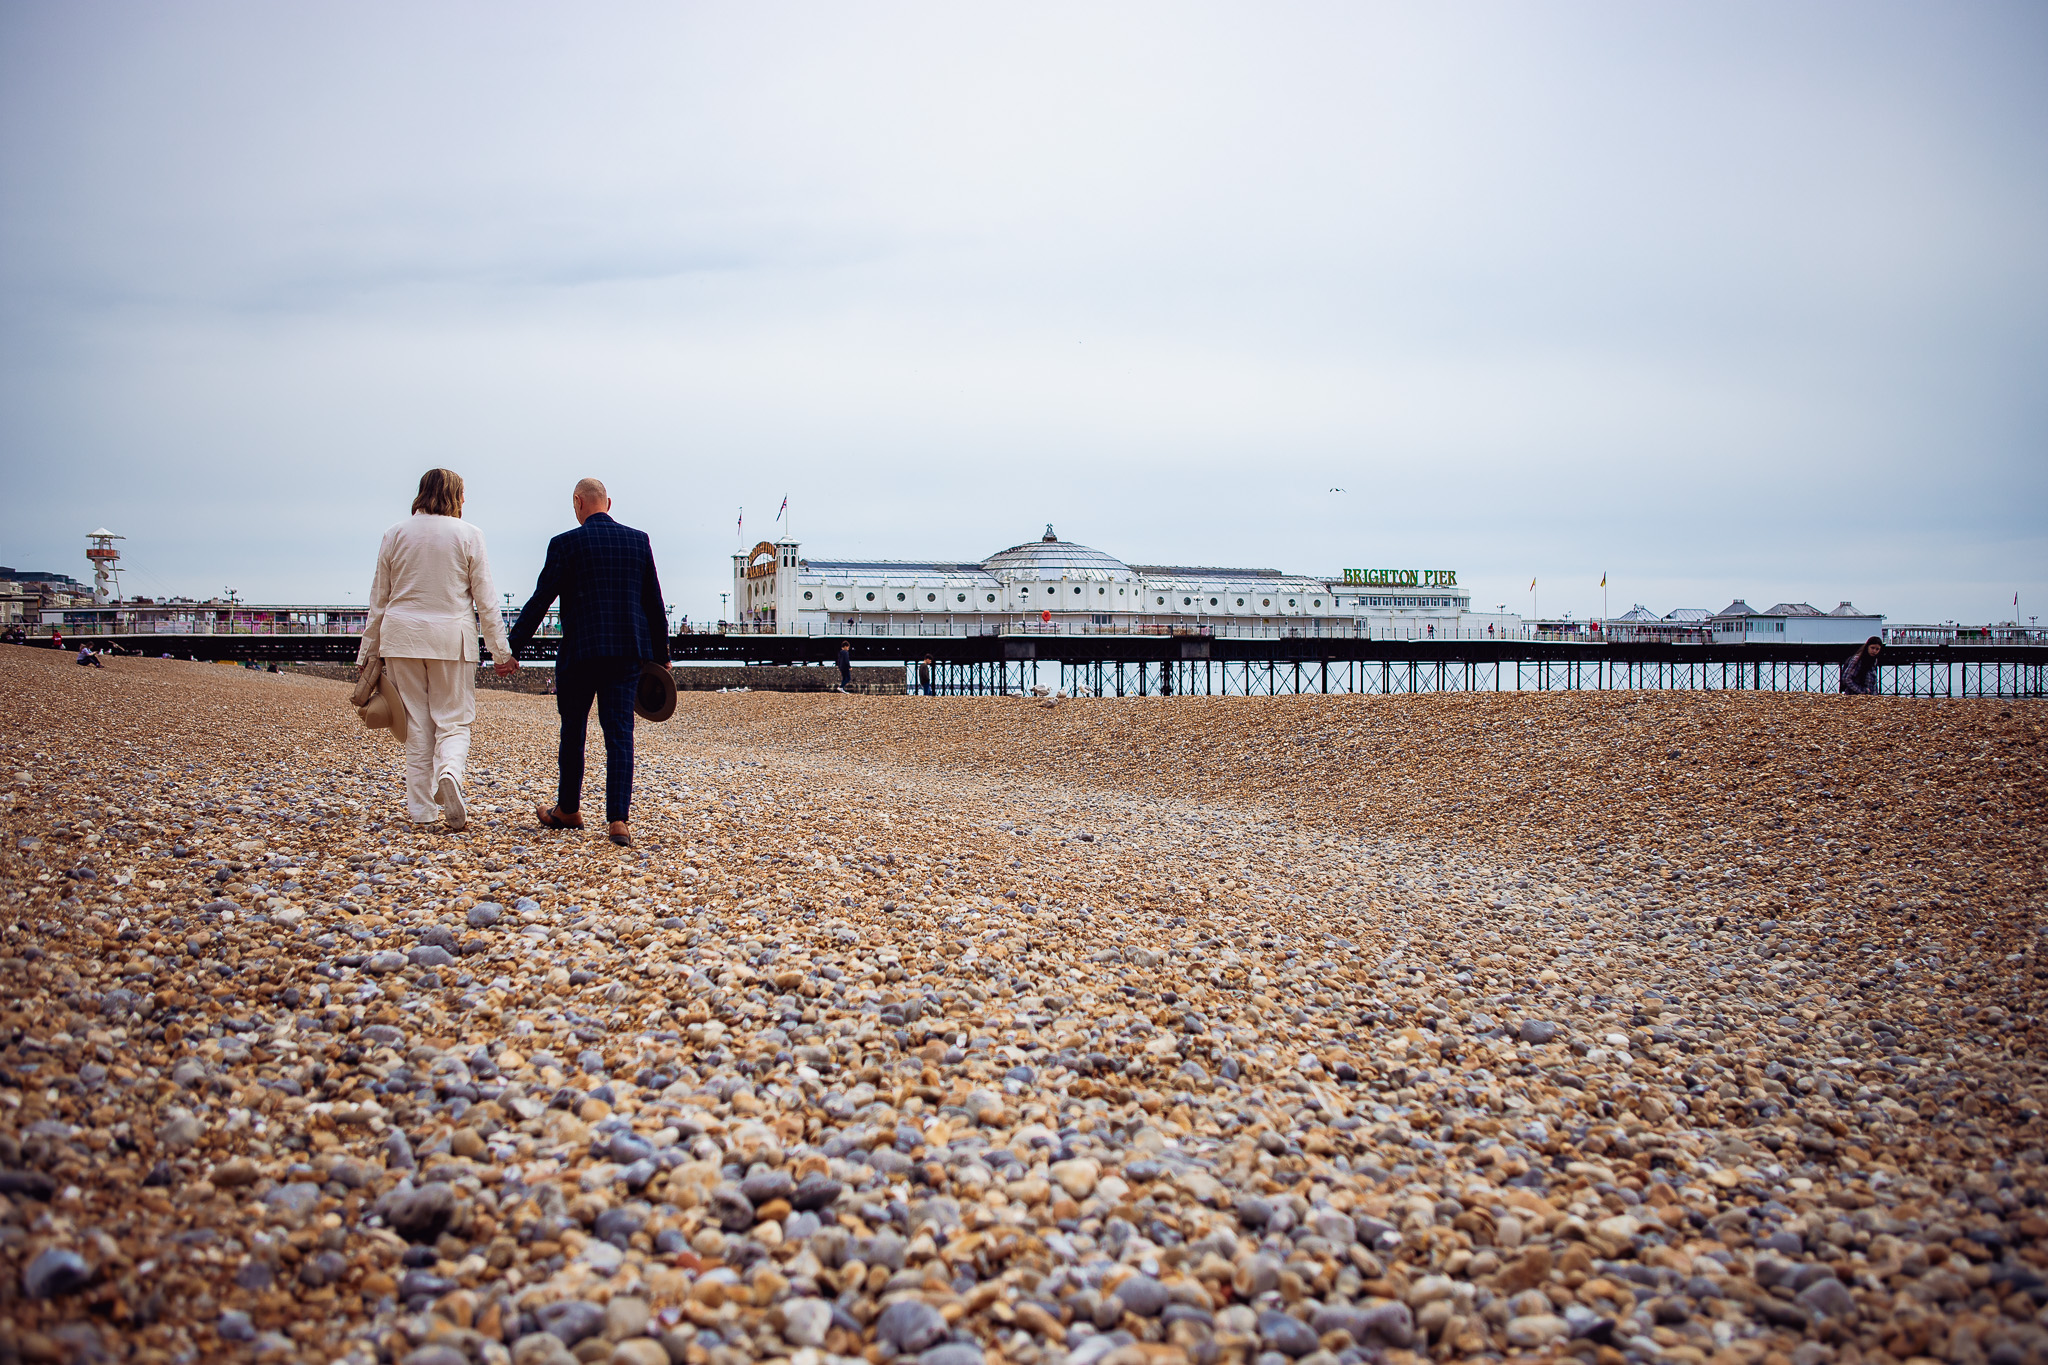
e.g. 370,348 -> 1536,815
736,508 -> 743,538
1529,578 -> 1536,591
776,497 -> 788,522
1600,572 -> 1607,588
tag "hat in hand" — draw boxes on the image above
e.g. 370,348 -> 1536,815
636,661 -> 677,722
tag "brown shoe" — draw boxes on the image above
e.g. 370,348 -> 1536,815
607,821 -> 632,847
536,804 -> 584,830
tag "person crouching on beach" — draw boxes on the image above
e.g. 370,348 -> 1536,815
357,468 -> 513,830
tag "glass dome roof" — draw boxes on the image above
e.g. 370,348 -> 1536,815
980,526 -> 1135,581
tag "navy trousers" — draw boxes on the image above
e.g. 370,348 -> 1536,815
556,658 -> 639,824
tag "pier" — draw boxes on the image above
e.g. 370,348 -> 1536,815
16,628 -> 2045,697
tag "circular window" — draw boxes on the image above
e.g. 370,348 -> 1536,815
834,591 -> 845,601
1073,586 -> 1081,594
1182,597 -> 1191,606
895,592 -> 906,602
1288,599 -> 1297,608
865,592 -> 875,602
1262,598 -> 1271,607
1156,596 -> 1165,605
803,591 -> 813,600
1312,599 -> 1321,608
956,593 -> 966,603
1236,598 -> 1245,607
926,593 -> 936,602
985,594 -> 996,603
1098,587 -> 1106,595
1209,597 -> 1218,606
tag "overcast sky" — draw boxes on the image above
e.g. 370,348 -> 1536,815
2,3 -> 2043,625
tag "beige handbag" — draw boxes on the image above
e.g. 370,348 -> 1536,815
351,659 -> 408,744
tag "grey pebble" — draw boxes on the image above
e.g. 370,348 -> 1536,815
535,1299 -> 607,1347
23,1247 -> 91,1298
1115,1275 -> 1170,1317
877,1299 -> 950,1353
710,1183 -> 756,1231
742,1168 -> 796,1205
386,1182 -> 458,1242
1258,1310 -> 1320,1357
918,1346 -> 988,1365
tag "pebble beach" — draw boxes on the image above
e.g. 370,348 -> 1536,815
0,647 -> 2042,1365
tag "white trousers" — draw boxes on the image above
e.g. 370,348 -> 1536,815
384,657 -> 476,823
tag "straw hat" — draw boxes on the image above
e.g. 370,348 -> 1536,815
351,663 -> 409,743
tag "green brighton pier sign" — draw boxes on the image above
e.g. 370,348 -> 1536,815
1342,568 -> 1457,587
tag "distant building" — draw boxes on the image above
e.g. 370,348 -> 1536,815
731,527 -> 1519,638
1712,598 -> 1882,645
0,567 -> 91,624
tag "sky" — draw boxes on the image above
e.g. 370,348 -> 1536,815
2,3 -> 2044,626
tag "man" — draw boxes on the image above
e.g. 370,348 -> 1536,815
835,640 -> 852,693
918,655 -> 935,696
505,478 -> 670,847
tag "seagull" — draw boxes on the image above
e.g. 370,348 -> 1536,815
1328,487 -> 1345,493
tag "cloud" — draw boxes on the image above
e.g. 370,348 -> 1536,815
1,1 -> 2044,623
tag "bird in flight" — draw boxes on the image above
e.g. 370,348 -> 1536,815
1328,487 -> 1345,493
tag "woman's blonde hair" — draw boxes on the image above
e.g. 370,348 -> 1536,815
411,468 -> 465,517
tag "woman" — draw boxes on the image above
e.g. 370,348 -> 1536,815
1840,635 -> 1884,695
358,468 -> 513,829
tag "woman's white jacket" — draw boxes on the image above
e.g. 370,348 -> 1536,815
357,514 -> 515,664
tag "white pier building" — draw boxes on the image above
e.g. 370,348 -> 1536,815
733,526 -> 1516,639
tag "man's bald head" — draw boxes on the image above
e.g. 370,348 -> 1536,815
572,478 -> 612,525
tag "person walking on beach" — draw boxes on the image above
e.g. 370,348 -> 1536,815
918,655 -> 935,696
835,640 -> 852,693
357,468 -> 512,830
506,478 -> 669,848
1840,636 -> 1884,695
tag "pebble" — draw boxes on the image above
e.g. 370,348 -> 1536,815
0,652 -> 2041,1365
22,1247 -> 91,1298
386,1182 -> 458,1241
781,1296 -> 833,1347
877,1299 -> 950,1353
609,1342 -> 669,1365
1113,1274 -> 1169,1317
155,1112 -> 202,1150
1257,1309 -> 1321,1357
536,1299 -> 607,1347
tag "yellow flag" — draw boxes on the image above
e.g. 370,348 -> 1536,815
1600,572 -> 1607,588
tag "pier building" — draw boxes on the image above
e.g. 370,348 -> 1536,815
732,526 -> 1516,639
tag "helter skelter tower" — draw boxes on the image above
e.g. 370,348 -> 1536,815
86,528 -> 125,604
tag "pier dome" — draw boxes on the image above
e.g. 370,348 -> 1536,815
981,526 -> 1134,582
